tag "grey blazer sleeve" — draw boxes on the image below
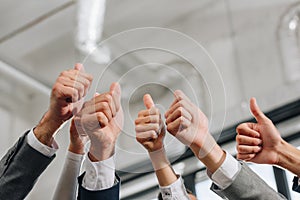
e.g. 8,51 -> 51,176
210,162 -> 287,200
0,131 -> 55,200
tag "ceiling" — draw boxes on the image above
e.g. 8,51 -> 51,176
1,0 -> 300,199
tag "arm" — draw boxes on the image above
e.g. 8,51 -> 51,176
236,98 -> 300,176
236,98 -> 300,192
52,119 -> 89,200
74,82 -> 123,200
165,90 -> 286,200
135,94 -> 190,200
0,63 -> 93,199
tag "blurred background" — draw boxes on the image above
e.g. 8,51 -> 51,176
1,0 -> 300,199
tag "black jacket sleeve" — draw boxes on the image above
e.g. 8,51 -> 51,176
77,172 -> 120,200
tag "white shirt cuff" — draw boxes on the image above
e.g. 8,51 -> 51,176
207,152 -> 241,189
66,151 -> 84,163
82,155 -> 116,191
27,128 -> 58,157
298,177 -> 300,186
160,176 -> 190,200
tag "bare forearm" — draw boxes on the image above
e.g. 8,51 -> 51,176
277,140 -> 300,177
34,111 -> 63,147
155,165 -> 178,187
190,137 -> 226,174
149,149 -> 178,186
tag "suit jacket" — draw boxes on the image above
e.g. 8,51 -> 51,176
293,176 -> 300,193
210,162 -> 287,200
77,173 -> 120,200
0,131 -> 55,199
0,131 -> 120,200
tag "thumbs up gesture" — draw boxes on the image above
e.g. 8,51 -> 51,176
74,82 -> 123,161
135,94 -> 165,152
236,98 -> 283,165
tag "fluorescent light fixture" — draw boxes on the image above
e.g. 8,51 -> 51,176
76,0 -> 110,64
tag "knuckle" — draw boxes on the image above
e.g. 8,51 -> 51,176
236,124 -> 243,133
236,135 -> 242,143
151,131 -> 157,138
60,71 -> 67,77
154,124 -> 160,131
178,100 -> 184,107
135,126 -> 140,132
135,119 -> 140,125
237,145 -> 243,152
179,116 -> 185,123
104,93 -> 112,101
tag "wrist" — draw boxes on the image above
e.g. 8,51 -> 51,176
68,144 -> 85,155
195,144 -> 226,174
149,148 -> 170,171
274,139 -> 286,166
34,111 -> 63,146
276,139 -> 300,177
190,132 -> 217,159
88,144 -> 115,162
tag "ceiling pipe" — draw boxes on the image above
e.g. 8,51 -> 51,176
76,0 -> 110,64
0,60 -> 51,96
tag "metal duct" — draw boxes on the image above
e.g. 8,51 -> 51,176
76,0 -> 110,64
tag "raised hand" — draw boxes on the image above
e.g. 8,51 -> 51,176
165,90 -> 223,173
135,94 -> 165,152
74,82 -> 123,161
236,98 -> 283,164
48,63 -> 93,122
165,90 -> 209,149
34,64 -> 93,146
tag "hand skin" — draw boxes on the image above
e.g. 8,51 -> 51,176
165,90 -> 225,174
68,119 -> 89,155
34,63 -> 93,147
236,97 -> 300,177
74,82 -> 123,162
135,94 -> 178,186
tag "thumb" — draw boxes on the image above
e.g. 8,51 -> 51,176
110,82 -> 121,111
250,97 -> 267,122
110,82 -> 121,96
74,63 -> 85,71
143,94 -> 155,109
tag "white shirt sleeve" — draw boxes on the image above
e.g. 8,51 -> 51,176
53,151 -> 84,200
26,128 -> 58,157
82,155 -> 117,191
160,176 -> 190,200
207,152 -> 241,189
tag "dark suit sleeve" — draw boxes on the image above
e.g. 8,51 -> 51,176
293,176 -> 300,193
0,131 -> 55,199
210,162 -> 287,200
77,172 -> 120,200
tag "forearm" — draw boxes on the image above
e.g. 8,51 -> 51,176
34,111 -> 63,147
277,140 -> 300,177
149,149 -> 177,186
190,133 -> 226,174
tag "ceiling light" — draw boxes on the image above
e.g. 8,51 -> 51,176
76,0 -> 110,64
